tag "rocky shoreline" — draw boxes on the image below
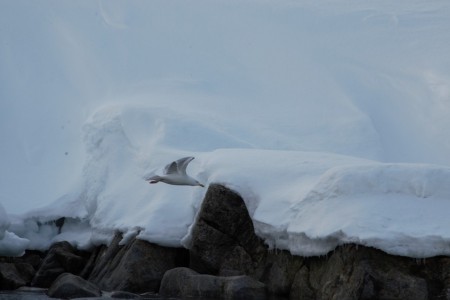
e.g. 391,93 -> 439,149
1,184 -> 450,299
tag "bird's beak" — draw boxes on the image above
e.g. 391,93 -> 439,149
199,183 -> 205,187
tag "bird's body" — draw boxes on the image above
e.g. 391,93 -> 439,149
146,157 -> 204,187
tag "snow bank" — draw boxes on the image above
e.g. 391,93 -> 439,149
286,164 -> 450,257
6,106 -> 450,258
193,150 -> 450,258
2,1 -> 450,258
0,204 -> 29,256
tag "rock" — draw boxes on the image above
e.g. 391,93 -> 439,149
159,267 -> 197,297
110,290 -> 142,298
189,184 -> 304,297
31,241 -> 88,288
291,245 -> 429,300
21,251 -> 44,270
140,291 -> 159,298
79,245 -> 104,279
442,257 -> 450,300
160,267 -> 266,300
224,275 -> 267,300
189,184 -> 267,276
0,262 -> 35,290
15,286 -> 48,293
290,265 -> 315,300
47,273 -> 101,299
86,233 -> 189,293
81,235 -> 121,282
260,250 -> 304,296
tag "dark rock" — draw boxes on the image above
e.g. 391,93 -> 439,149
189,184 -> 304,297
224,275 -> 267,300
261,250 -> 304,296
159,267 -> 197,297
79,244 -> 105,279
140,291 -> 159,298
189,184 -> 267,276
54,217 -> 65,234
291,245 -> 429,300
290,265 -> 315,300
440,257 -> 450,300
86,232 -> 189,293
15,286 -> 48,293
47,272 -> 101,299
0,262 -> 35,290
160,267 -> 266,300
21,251 -> 44,270
31,241 -> 88,287
82,234 -> 122,282
110,290 -> 141,298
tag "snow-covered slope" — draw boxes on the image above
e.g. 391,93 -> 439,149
1,1 -> 450,258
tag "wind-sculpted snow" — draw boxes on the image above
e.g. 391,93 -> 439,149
286,164 -> 450,257
4,106 -> 450,258
0,204 -> 29,256
2,1 -> 450,258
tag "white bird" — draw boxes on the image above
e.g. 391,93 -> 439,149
145,156 -> 205,187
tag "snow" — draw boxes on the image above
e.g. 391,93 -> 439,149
1,0 -> 450,258
0,204 -> 29,256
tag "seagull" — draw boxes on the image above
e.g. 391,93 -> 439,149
145,156 -> 205,187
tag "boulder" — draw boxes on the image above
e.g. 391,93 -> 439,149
47,273 -> 101,299
291,245 -> 430,300
224,275 -> 267,300
160,267 -> 266,300
81,235 -> 121,282
189,184 -> 266,276
442,257 -> 450,300
189,184 -> 304,297
86,233 -> 189,293
0,262 -> 35,290
290,265 -> 315,300
260,250 -> 304,296
13,250 -> 43,270
110,290 -> 142,298
31,241 -> 88,287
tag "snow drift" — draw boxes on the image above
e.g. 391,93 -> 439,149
3,105 -> 450,258
1,1 -> 450,258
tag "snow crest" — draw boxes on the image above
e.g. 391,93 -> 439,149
5,106 -> 450,258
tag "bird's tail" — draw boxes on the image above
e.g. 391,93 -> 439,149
144,175 -> 161,182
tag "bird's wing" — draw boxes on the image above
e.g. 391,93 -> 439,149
176,156 -> 195,174
164,161 -> 179,175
